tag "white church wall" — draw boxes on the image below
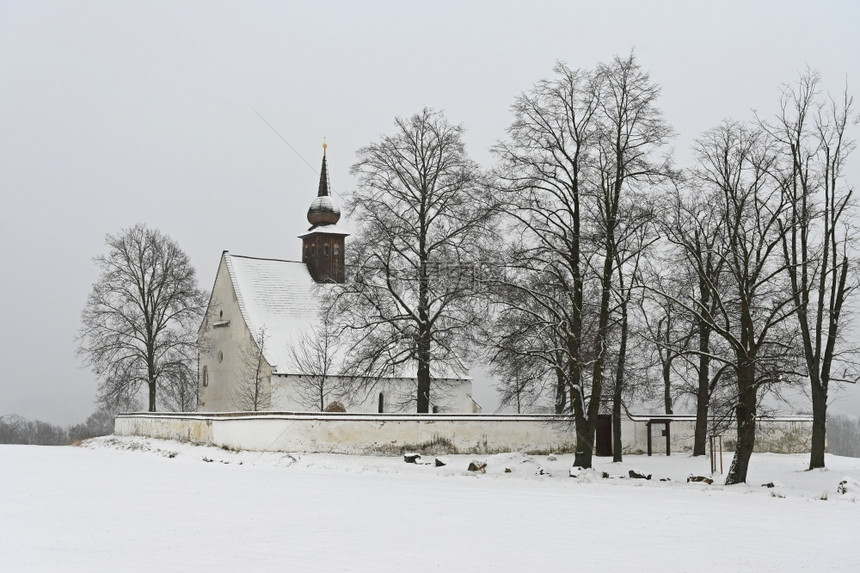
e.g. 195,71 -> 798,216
271,375 -> 480,414
198,254 -> 272,412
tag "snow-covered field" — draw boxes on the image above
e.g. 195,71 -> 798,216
2,437 -> 858,572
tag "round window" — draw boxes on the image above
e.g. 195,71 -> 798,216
218,350 -> 224,363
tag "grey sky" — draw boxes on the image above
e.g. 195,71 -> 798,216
2,1 -> 859,424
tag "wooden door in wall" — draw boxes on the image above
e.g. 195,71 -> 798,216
595,414 -> 613,456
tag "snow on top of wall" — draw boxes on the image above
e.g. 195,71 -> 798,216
225,253 -> 325,375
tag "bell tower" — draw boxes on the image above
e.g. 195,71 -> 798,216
299,142 -> 349,283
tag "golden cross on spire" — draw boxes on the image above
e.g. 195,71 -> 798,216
323,137 -> 327,156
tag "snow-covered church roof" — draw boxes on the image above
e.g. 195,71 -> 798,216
225,252 -> 328,375
222,252 -> 469,380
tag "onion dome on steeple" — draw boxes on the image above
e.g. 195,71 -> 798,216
307,142 -> 341,228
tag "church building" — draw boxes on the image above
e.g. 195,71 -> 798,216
197,146 -> 480,413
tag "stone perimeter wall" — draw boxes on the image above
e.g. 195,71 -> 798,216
114,413 -> 814,455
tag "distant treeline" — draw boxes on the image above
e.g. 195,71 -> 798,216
828,415 -> 860,458
0,408 -> 114,445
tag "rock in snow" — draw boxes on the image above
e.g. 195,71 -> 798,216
468,460 -> 487,473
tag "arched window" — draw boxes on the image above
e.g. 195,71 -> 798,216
202,365 -> 208,387
333,244 -> 340,257
324,244 -> 330,256
378,392 -> 385,414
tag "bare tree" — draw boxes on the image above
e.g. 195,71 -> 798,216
288,308 -> 343,412
335,108 -> 495,413
486,284 -> 567,414
491,60 -> 598,464
608,196 -> 655,461
492,54 -> 672,468
659,185 -> 729,455
681,121 -> 798,484
78,224 -> 207,412
765,70 -> 858,469
232,327 -> 272,411
637,268 -> 692,416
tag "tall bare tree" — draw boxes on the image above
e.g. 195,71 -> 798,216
765,70 -> 858,469
78,224 -> 207,412
660,184 -> 728,455
608,196 -> 655,461
684,122 -> 798,484
492,60 -> 598,463
288,308 -> 343,412
336,108 -> 495,413
232,327 -> 272,411
585,54 -> 674,467
492,54 -> 672,468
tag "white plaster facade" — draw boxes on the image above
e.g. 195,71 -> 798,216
197,252 -> 479,414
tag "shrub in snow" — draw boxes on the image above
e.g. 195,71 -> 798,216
837,477 -> 859,495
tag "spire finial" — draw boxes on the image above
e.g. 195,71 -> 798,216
317,143 -> 330,198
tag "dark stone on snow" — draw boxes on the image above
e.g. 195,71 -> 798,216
435,458 -> 447,467
468,461 -> 487,472
761,482 -> 776,488
404,453 -> 421,464
687,475 -> 714,484
628,470 -> 651,480
602,472 -> 610,479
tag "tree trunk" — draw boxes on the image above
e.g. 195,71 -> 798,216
612,298 -> 629,462
147,350 -> 157,412
662,360 -> 673,415
148,381 -> 156,412
612,384 -> 622,463
573,412 -> 594,468
725,362 -> 757,485
416,331 -> 431,413
809,380 -> 827,469
554,369 -> 567,414
416,359 -> 431,414
693,322 -> 711,456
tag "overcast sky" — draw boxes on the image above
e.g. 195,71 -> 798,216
2,1 -> 859,425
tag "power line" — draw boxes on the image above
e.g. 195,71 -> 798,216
252,108 -> 318,175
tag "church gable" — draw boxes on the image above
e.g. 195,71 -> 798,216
198,252 -> 268,410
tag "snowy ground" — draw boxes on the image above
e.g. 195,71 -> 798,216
2,437 -> 858,572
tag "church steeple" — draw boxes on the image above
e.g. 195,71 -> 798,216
307,142 -> 341,228
299,142 -> 349,283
